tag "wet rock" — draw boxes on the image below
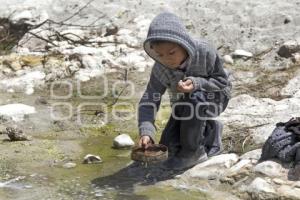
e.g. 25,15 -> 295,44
254,161 -> 283,177
113,134 -> 134,148
232,50 -> 253,58
4,127 -> 30,141
246,177 -> 276,199
277,40 -> 300,58
63,162 -> 77,169
223,55 -> 234,64
83,154 -> 102,164
0,103 -> 36,122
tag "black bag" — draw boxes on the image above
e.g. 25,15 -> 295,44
260,118 -> 300,163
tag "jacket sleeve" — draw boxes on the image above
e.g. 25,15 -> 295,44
185,48 -> 231,92
138,69 -> 167,142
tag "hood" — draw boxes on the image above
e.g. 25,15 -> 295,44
143,12 -> 196,67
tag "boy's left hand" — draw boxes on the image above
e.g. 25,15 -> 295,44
176,79 -> 194,93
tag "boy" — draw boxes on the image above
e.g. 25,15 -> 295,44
138,12 -> 231,170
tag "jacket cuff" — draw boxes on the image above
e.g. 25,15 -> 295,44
139,121 -> 156,143
184,76 -> 203,91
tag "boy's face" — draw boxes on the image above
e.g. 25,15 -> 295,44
151,42 -> 188,69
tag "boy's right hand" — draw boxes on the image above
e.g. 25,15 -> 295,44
138,135 -> 153,149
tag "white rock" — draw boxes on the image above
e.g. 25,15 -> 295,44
81,55 -> 103,70
227,159 -> 252,174
240,149 -> 262,160
113,134 -> 134,148
223,55 -> 234,64
9,9 -> 48,26
17,29 -> 54,52
0,71 -> 45,94
232,50 -> 253,58
254,161 -> 283,177
272,178 -> 286,185
277,185 -> 300,199
83,154 -> 102,164
63,162 -> 77,169
185,166 -> 224,180
281,75 -> 300,97
117,29 -> 132,36
7,88 -> 15,93
116,53 -> 145,66
75,69 -> 105,82
193,153 -> 239,169
0,104 -> 36,122
61,46 -> 101,55
292,53 -> 300,64
252,125 -> 276,145
10,10 -> 33,24
117,34 -> 139,47
247,177 -> 276,195
25,86 -> 34,95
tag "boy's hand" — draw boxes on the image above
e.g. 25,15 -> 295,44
176,79 -> 194,93
138,135 -> 153,149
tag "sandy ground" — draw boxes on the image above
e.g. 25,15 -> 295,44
1,0 -> 299,61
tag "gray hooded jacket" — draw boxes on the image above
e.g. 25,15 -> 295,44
138,12 -> 231,142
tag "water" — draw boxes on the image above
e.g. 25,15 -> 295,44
0,74 -> 210,200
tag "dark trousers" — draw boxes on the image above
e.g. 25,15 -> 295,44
159,90 -> 229,158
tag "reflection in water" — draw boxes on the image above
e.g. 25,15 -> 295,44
0,176 -> 27,189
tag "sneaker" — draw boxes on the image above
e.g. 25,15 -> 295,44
207,145 -> 224,157
160,153 -> 208,171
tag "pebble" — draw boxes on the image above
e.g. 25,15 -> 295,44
63,162 -> 77,169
